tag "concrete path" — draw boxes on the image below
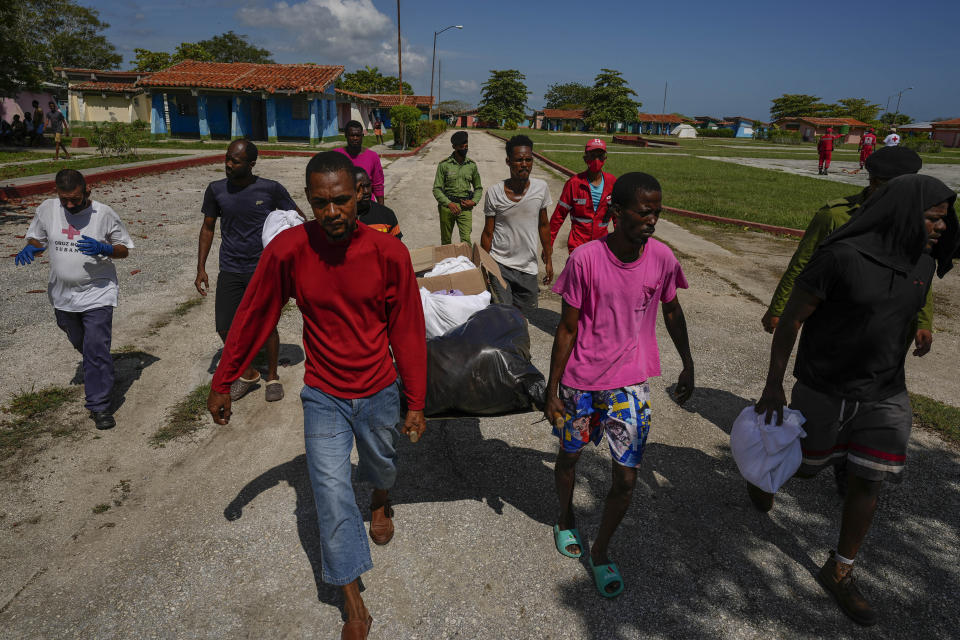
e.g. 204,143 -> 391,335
0,131 -> 957,639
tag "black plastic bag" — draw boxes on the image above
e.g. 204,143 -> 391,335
425,305 -> 545,416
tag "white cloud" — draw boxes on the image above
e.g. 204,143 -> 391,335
441,79 -> 479,96
237,0 -> 427,71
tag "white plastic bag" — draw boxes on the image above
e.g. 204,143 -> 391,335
262,209 -> 304,247
420,287 -> 491,338
424,256 -> 475,277
730,406 -> 807,494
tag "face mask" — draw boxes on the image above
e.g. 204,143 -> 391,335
588,158 -> 605,173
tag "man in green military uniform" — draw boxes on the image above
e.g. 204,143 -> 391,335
433,131 -> 483,244
763,146 -> 932,346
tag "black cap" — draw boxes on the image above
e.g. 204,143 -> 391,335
865,146 -> 922,179
451,131 -> 468,145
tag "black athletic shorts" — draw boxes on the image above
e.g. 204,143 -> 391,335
215,270 -> 255,335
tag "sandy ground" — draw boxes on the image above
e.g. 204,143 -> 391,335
0,131 -> 958,639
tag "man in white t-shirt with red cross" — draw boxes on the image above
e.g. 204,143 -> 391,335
15,169 -> 134,430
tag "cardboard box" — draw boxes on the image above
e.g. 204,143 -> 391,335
410,242 -> 506,295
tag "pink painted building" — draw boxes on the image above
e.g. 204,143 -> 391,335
932,118 -> 960,148
1,88 -> 63,124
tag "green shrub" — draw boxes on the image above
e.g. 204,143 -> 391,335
415,119 -> 447,145
902,137 -> 942,153
91,122 -> 148,157
503,120 -> 518,130
561,124 -> 573,133
695,128 -> 735,138
389,105 -> 422,148
767,128 -> 804,144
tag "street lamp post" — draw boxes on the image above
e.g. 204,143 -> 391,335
430,24 -> 462,120
894,86 -> 913,117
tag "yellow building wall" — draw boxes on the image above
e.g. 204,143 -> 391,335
69,92 -> 150,125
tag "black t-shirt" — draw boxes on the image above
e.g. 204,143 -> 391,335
201,177 -> 298,273
794,242 -> 934,401
358,201 -> 402,240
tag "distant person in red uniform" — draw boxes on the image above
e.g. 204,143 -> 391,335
859,128 -> 877,169
207,151 -> 427,640
818,127 -> 842,175
549,138 -> 616,252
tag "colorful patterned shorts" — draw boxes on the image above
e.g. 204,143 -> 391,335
554,383 -> 652,468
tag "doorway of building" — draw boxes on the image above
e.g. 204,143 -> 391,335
250,99 -> 267,140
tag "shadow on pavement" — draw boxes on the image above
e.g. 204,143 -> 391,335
526,306 -> 561,336
554,435 -> 960,638
207,343 -> 305,374
223,455 -> 345,615
673,385 -> 754,435
70,349 -> 160,412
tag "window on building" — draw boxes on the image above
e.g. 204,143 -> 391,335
175,96 -> 197,117
292,99 -> 308,120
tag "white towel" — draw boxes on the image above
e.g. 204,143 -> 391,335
262,209 -> 304,247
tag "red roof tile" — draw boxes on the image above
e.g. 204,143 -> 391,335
70,81 -> 142,93
363,94 -> 433,107
636,113 -> 683,123
137,60 -> 344,94
932,118 -> 960,127
543,108 -> 585,119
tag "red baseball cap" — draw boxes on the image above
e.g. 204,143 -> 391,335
585,138 -> 606,152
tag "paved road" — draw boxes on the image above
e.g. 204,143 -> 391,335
1,131 -> 957,639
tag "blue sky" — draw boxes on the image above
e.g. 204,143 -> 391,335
88,0 -> 959,121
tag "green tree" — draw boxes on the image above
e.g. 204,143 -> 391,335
769,94 -> 829,121
133,49 -> 173,72
133,32 -> 273,72
835,97 -> 882,123
195,31 -> 273,64
437,100 -> 472,116
477,69 -> 530,125
880,112 -> 913,126
336,66 -> 413,95
543,81 -> 592,109
24,0 -> 121,82
585,68 -> 639,132
0,5 -> 44,96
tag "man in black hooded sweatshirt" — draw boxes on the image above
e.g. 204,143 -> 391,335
753,174 -> 958,627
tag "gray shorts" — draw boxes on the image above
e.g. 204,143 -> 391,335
790,380 -> 912,483
490,261 -> 539,314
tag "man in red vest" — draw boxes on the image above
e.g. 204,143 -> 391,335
859,127 -> 877,170
818,127 -> 842,175
549,138 -> 617,252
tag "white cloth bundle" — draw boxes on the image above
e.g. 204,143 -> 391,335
420,287 -> 491,338
262,209 -> 304,247
424,255 -> 476,277
730,405 -> 807,494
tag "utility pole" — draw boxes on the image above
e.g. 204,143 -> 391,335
438,58 -> 442,121
662,82 -> 667,114
396,0 -> 403,97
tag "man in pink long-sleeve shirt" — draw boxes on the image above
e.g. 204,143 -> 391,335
335,120 -> 385,204
207,151 -> 425,640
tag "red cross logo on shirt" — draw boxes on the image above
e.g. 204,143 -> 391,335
62,224 -> 81,240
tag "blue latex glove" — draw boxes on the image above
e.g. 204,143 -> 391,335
76,235 -> 114,257
14,244 -> 45,265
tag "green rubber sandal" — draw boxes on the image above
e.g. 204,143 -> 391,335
589,556 -> 625,598
553,524 -> 583,559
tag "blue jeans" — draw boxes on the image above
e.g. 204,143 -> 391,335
301,380 -> 402,586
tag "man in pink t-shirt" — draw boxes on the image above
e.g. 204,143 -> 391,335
335,120 -> 385,203
544,172 -> 695,598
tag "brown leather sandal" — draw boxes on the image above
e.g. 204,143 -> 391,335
369,502 -> 394,545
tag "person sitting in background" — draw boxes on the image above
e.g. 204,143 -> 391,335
11,115 -> 27,146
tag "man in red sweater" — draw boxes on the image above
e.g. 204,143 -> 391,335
207,151 -> 426,640
859,127 -> 877,170
818,127 -> 842,175
549,138 -> 616,252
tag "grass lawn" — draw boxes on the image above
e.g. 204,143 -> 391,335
489,130 -> 960,164
64,129 -> 382,152
0,153 -> 180,181
0,149 -> 53,163
538,150 -> 855,229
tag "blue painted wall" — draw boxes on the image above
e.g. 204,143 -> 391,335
321,98 -> 338,138
168,95 -> 199,135
206,95 -> 231,137
274,97 -> 310,138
